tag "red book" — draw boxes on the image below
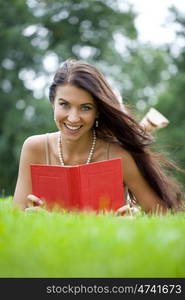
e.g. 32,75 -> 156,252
30,158 -> 124,212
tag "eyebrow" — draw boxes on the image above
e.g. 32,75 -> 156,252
58,98 -> 95,106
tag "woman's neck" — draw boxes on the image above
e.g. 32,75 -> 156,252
60,131 -> 95,165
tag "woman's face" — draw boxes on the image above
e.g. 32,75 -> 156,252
53,84 -> 98,141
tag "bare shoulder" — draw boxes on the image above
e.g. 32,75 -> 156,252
109,142 -> 138,183
22,132 -> 58,151
23,134 -> 45,146
21,132 -> 58,164
109,142 -> 133,163
22,134 -> 46,154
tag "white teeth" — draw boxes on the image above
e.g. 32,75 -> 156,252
65,124 -> 82,130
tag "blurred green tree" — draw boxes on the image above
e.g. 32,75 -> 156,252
154,7 -> 185,188
0,0 -> 138,195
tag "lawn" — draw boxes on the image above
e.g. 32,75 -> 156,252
0,197 -> 185,278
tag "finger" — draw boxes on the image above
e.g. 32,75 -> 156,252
115,204 -> 131,216
25,206 -> 44,212
116,206 -> 140,217
27,194 -> 44,206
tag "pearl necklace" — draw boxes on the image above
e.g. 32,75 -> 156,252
57,130 -> 96,166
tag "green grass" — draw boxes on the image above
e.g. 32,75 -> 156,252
0,197 -> 185,278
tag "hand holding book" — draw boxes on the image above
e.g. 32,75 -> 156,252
25,193 -> 138,216
25,194 -> 45,211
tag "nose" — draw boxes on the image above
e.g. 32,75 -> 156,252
67,108 -> 80,123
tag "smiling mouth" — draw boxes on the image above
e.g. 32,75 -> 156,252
64,123 -> 83,131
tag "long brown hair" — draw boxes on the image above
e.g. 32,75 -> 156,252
49,59 -> 184,210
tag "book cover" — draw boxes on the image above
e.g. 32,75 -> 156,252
30,158 -> 124,212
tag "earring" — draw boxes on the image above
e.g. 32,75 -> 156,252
54,117 -> 56,122
95,119 -> 99,128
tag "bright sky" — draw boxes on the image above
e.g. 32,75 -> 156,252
127,0 -> 185,45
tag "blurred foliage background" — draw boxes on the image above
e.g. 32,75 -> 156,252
0,0 -> 184,195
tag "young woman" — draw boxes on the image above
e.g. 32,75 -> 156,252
13,59 -> 184,214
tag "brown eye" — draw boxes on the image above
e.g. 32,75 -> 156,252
81,106 -> 92,111
59,102 -> 69,108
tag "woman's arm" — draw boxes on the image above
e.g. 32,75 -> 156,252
13,135 -> 45,210
121,151 -> 167,214
109,143 -> 167,214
